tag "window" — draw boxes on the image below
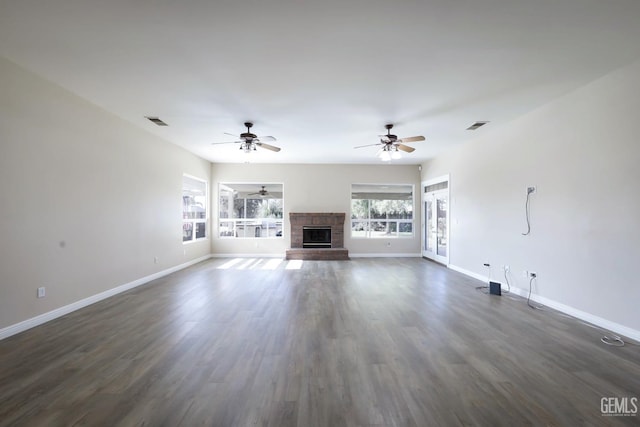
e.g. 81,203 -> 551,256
219,183 -> 283,238
351,184 -> 413,238
183,175 -> 208,243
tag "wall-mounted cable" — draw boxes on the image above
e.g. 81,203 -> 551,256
522,187 -> 535,236
527,274 -> 543,310
503,268 -> 511,293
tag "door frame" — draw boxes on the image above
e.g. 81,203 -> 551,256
421,174 -> 450,265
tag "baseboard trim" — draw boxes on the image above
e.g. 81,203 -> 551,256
507,286 -> 640,343
350,253 -> 422,258
448,264 -> 488,282
448,263 -> 640,343
0,254 -> 212,341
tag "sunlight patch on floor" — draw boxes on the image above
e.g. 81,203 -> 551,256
262,259 -> 283,270
217,258 -> 244,269
217,258 -> 296,270
236,258 -> 260,270
285,260 -> 303,270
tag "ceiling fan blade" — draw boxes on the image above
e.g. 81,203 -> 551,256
397,144 -> 415,153
354,143 -> 383,149
398,136 -> 425,143
255,142 -> 281,152
224,132 -> 239,137
258,136 -> 276,142
212,141 -> 240,145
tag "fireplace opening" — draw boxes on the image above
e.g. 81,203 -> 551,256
303,226 -> 332,248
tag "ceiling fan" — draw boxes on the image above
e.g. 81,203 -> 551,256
212,122 -> 281,153
248,186 -> 270,197
354,124 -> 425,161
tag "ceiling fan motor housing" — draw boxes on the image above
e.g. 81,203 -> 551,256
384,124 -> 397,141
241,122 -> 256,140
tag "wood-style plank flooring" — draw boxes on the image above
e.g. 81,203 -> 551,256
1,258 -> 639,426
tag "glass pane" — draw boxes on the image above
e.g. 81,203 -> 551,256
235,220 -> 248,238
235,220 -> 262,238
437,196 -> 448,257
369,221 -> 394,238
351,220 -> 368,238
195,222 -> 206,239
183,222 -> 193,242
219,221 -> 235,237
245,199 -> 262,218
351,199 -> 369,219
219,188 -> 233,219
261,199 -> 283,219
183,176 -> 207,220
399,222 -> 412,237
264,219 -> 283,238
233,198 -> 245,219
426,199 -> 434,252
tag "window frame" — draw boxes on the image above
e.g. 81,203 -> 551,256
218,182 -> 284,239
350,183 -> 415,239
182,174 -> 208,244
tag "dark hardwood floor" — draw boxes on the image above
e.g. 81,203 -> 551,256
1,258 -> 638,426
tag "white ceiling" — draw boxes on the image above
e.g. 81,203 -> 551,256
2,0 -> 640,165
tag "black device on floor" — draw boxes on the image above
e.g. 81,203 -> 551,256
489,281 -> 502,296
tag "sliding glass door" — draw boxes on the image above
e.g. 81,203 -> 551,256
422,177 -> 449,265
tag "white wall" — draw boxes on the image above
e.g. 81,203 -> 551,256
422,59 -> 640,335
0,57 -> 211,331
211,163 -> 421,256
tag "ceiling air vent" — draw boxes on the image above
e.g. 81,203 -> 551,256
145,116 -> 168,126
466,121 -> 489,130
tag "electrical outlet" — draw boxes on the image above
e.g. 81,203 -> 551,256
503,265 -> 510,272
523,270 -> 529,278
154,256 -> 158,264
37,287 -> 45,298
527,186 -> 536,194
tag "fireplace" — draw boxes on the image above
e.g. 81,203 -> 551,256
303,226 -> 331,248
286,212 -> 349,260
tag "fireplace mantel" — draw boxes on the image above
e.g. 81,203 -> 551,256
286,212 -> 349,260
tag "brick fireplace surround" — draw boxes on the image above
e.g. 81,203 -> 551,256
286,212 -> 349,260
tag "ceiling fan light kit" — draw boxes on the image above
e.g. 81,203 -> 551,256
240,142 -> 257,153
378,144 -> 402,161
213,122 -> 281,154
355,124 -> 425,162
